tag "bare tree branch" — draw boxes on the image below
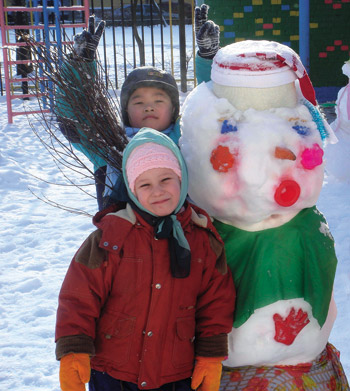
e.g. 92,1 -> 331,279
28,187 -> 93,217
21,34 -> 128,213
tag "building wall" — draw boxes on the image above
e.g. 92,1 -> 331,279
202,0 -> 350,98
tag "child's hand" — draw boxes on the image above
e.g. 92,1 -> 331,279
191,356 -> 224,391
194,5 -> 220,59
59,353 -> 90,391
194,4 -> 209,37
73,15 -> 105,60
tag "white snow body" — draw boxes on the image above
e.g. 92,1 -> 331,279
325,62 -> 350,183
224,298 -> 337,366
180,81 -> 337,366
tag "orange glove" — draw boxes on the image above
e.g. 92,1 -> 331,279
59,353 -> 91,391
191,356 -> 225,391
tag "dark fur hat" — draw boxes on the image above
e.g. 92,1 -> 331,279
120,66 -> 180,127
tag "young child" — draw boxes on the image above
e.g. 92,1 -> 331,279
102,65 -> 181,208
56,16 -> 181,211
120,66 -> 180,142
55,127 -> 235,391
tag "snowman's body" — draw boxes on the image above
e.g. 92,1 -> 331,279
330,61 -> 350,136
226,297 -> 337,367
180,80 -> 338,367
325,61 -> 350,183
179,43 -> 350,391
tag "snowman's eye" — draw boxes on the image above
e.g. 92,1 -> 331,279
292,124 -> 310,136
221,120 -> 238,134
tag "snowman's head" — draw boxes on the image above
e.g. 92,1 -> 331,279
210,40 -> 316,111
180,40 -> 332,230
341,59 -> 350,79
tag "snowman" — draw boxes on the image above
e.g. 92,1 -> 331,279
180,40 -> 349,389
325,59 -> 350,183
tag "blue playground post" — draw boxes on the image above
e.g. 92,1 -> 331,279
299,0 -> 310,72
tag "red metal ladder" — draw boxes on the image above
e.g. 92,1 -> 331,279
0,0 -> 90,123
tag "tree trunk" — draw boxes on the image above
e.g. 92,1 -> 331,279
131,0 -> 145,66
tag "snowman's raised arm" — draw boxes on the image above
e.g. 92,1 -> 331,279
195,4 -> 220,59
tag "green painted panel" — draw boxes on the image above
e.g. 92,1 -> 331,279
203,0 -> 350,88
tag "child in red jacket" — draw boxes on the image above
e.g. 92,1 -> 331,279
55,128 -> 235,391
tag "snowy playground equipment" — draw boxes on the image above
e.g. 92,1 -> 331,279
0,0 -> 89,123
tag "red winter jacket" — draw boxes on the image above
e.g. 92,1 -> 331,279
55,202 -> 235,389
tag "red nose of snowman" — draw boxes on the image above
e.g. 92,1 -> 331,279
274,180 -> 301,207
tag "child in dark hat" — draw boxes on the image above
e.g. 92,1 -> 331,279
103,65 -> 182,208
55,17 -> 181,211
120,66 -> 180,142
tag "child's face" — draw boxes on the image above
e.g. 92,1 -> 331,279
134,167 -> 181,216
127,87 -> 174,131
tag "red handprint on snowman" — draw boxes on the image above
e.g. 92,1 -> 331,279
273,307 -> 310,345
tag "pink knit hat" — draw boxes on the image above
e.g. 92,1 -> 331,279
126,142 -> 182,193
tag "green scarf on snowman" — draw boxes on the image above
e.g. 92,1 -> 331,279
214,206 -> 337,329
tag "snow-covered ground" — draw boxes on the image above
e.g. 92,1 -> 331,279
0,25 -> 349,391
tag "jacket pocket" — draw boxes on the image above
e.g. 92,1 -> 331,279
95,312 -> 136,365
172,317 -> 195,368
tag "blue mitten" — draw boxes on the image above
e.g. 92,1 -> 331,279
195,5 -> 220,59
73,15 -> 106,60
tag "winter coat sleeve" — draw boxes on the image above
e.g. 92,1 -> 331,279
55,59 -> 107,171
190,209 -> 235,357
104,164 -> 121,197
55,229 -> 111,360
55,59 -> 97,122
69,137 -> 107,172
195,52 -> 213,85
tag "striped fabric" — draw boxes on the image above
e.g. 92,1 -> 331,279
220,343 -> 349,390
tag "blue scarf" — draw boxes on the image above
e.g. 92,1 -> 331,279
125,124 -> 178,143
